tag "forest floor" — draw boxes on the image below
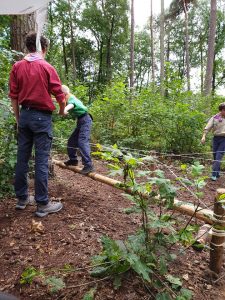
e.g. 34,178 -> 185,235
0,156 -> 225,300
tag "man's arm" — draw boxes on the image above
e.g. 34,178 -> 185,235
58,100 -> 66,115
11,99 -> 19,125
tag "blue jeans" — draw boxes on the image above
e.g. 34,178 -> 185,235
15,108 -> 52,204
67,114 -> 92,167
212,136 -> 225,177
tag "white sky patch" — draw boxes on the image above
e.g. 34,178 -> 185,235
134,0 -> 173,28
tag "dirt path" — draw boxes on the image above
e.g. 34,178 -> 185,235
0,159 -> 225,299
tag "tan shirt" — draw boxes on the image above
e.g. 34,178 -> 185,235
204,114 -> 225,136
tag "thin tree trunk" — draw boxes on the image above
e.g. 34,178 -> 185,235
130,0 -> 135,89
200,34 -> 204,93
62,21 -> 68,79
165,27 -> 170,97
160,0 -> 165,96
212,53 -> 216,94
68,0 -> 76,82
106,16 -> 115,83
98,41 -> 103,84
203,0 -> 217,96
183,0 -> 191,91
150,0 -> 155,84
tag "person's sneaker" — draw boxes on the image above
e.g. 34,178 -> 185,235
211,176 -> 217,181
15,198 -> 30,210
35,201 -> 63,217
64,159 -> 78,166
80,165 -> 94,175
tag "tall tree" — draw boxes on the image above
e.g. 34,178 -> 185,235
68,0 -> 76,82
150,0 -> 155,84
203,0 -> 217,96
160,0 -> 165,96
82,0 -> 129,85
130,0 -> 134,88
183,0 -> 190,90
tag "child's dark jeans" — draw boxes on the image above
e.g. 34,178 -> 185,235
67,113 -> 92,167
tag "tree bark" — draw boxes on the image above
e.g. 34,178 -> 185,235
150,0 -> 155,84
183,0 -> 191,91
130,0 -> 135,89
106,15 -> 115,83
160,0 -> 165,96
68,0 -> 76,82
203,0 -> 217,96
10,14 -> 35,54
62,21 -> 68,79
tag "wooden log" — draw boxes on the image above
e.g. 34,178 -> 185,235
209,188 -> 225,274
53,159 -> 214,224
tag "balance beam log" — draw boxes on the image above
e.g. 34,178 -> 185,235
53,159 -> 214,224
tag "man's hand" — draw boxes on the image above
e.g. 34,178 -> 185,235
201,135 -> 206,144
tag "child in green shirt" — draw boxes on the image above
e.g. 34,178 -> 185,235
62,85 -> 94,174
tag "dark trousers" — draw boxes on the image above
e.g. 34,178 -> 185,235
15,108 -> 52,204
212,136 -> 225,177
67,114 -> 92,167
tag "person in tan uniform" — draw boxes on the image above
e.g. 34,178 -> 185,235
201,102 -> 225,181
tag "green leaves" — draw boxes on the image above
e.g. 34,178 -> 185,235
45,276 -> 65,293
126,253 -> 151,282
20,267 -> 40,284
165,274 -> 182,289
83,288 -> 96,300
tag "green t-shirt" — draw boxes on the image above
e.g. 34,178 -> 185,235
67,95 -> 88,118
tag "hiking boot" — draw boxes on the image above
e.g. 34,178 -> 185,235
211,176 -> 217,181
64,159 -> 78,166
15,198 -> 30,210
80,165 -> 94,175
35,201 -> 63,217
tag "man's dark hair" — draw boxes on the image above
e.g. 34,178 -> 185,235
25,32 -> 49,52
218,102 -> 225,111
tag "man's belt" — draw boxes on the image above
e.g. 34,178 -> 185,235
21,106 -> 52,115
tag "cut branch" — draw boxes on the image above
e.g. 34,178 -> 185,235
53,159 -> 214,224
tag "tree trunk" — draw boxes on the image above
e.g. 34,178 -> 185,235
150,0 -> 155,84
200,34 -> 204,93
165,27 -> 170,97
160,0 -> 165,96
98,41 -> 103,84
106,16 -> 115,83
130,0 -> 135,89
183,0 -> 191,91
203,0 -> 217,96
62,21 -> 68,80
10,14 -> 35,54
68,0 -> 76,82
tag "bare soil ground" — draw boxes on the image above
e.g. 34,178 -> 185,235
0,158 -> 225,300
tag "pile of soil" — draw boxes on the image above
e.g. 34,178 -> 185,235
0,158 -> 225,299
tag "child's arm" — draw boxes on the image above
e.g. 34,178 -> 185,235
64,103 -> 74,114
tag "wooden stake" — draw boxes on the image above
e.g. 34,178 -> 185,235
53,159 -> 214,224
209,188 -> 225,274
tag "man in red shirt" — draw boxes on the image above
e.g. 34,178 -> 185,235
9,32 -> 65,217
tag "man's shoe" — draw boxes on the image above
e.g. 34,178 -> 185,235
211,176 -> 217,181
35,201 -> 63,217
64,159 -> 78,166
15,198 -> 30,210
80,165 -> 94,175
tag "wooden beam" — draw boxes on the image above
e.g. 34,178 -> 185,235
53,159 -> 214,224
